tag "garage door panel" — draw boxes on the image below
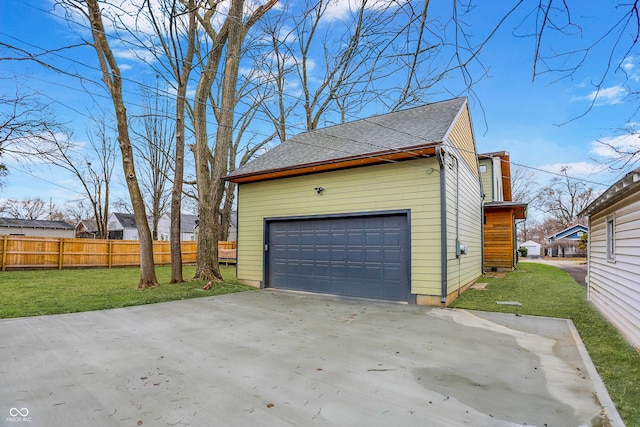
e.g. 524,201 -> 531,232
331,235 -> 347,246
347,232 -> 363,245
266,213 -> 410,302
383,267 -> 401,281
365,248 -> 382,262
365,265 -> 383,280
331,249 -> 346,262
384,249 -> 401,263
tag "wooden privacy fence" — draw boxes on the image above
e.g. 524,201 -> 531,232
0,235 -> 237,271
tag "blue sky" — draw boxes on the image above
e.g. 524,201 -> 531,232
1,0 -> 639,211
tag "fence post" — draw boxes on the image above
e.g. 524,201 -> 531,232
58,238 -> 64,270
2,236 -> 7,271
108,240 -> 113,268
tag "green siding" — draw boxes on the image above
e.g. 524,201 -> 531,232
479,158 -> 493,202
237,158 -> 444,295
445,103 -> 483,295
440,147 -> 483,296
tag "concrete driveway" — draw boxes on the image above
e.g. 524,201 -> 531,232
0,290 -> 621,426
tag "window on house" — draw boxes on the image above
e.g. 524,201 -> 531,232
479,165 -> 487,173
606,215 -> 615,261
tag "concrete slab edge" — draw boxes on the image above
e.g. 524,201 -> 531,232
565,318 -> 625,427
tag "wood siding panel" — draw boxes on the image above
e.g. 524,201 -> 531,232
483,209 -> 514,269
237,158 -> 445,296
588,191 -> 640,349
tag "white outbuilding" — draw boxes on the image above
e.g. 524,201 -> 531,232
520,240 -> 541,257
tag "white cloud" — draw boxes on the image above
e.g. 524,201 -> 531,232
570,85 -> 626,105
113,48 -> 156,64
590,133 -> 640,158
621,56 -> 640,81
538,161 -> 608,177
322,0 -> 406,21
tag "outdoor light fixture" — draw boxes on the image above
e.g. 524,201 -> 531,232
315,187 -> 324,194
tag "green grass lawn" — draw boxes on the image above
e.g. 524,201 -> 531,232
451,262 -> 640,426
0,265 -> 255,318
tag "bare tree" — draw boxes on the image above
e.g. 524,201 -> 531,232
539,167 -> 594,229
191,0 -> 278,282
36,117 -> 116,239
0,197 -> 49,220
221,96 -> 278,241
510,165 -> 544,242
60,0 -> 158,289
517,2 -> 640,170
125,0 -> 199,282
132,84 -> 174,240
64,199 -> 94,225
253,0 -> 520,135
0,84 -> 70,184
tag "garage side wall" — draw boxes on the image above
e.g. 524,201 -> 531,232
440,150 -> 483,302
442,105 -> 483,301
588,190 -> 640,350
236,158 -> 443,297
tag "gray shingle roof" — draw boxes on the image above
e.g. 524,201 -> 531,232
77,219 -> 98,232
227,97 -> 466,179
0,218 -> 74,229
113,213 -> 137,229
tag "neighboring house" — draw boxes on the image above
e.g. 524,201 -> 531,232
225,97 -> 483,305
75,219 -> 99,239
181,214 -> 198,241
107,213 -> 141,240
580,167 -> 640,350
478,152 -> 527,270
520,240 -> 542,257
189,212 -> 237,242
0,218 -> 75,238
227,211 -> 238,242
107,212 -> 201,241
107,212 -> 171,240
546,224 -> 588,257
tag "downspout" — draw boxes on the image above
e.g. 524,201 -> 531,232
477,159 -> 485,274
586,214 -> 591,301
454,155 -> 460,257
436,146 -> 448,304
454,155 -> 461,294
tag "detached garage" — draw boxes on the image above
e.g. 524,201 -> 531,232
225,97 -> 483,305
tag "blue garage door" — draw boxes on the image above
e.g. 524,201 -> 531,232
266,213 -> 410,301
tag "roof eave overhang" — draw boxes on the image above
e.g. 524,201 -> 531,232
484,202 -> 527,220
579,169 -> 640,217
225,145 -> 439,184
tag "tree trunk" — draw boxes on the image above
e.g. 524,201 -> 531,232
169,83 -> 187,282
191,0 -> 277,281
85,0 -> 158,289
